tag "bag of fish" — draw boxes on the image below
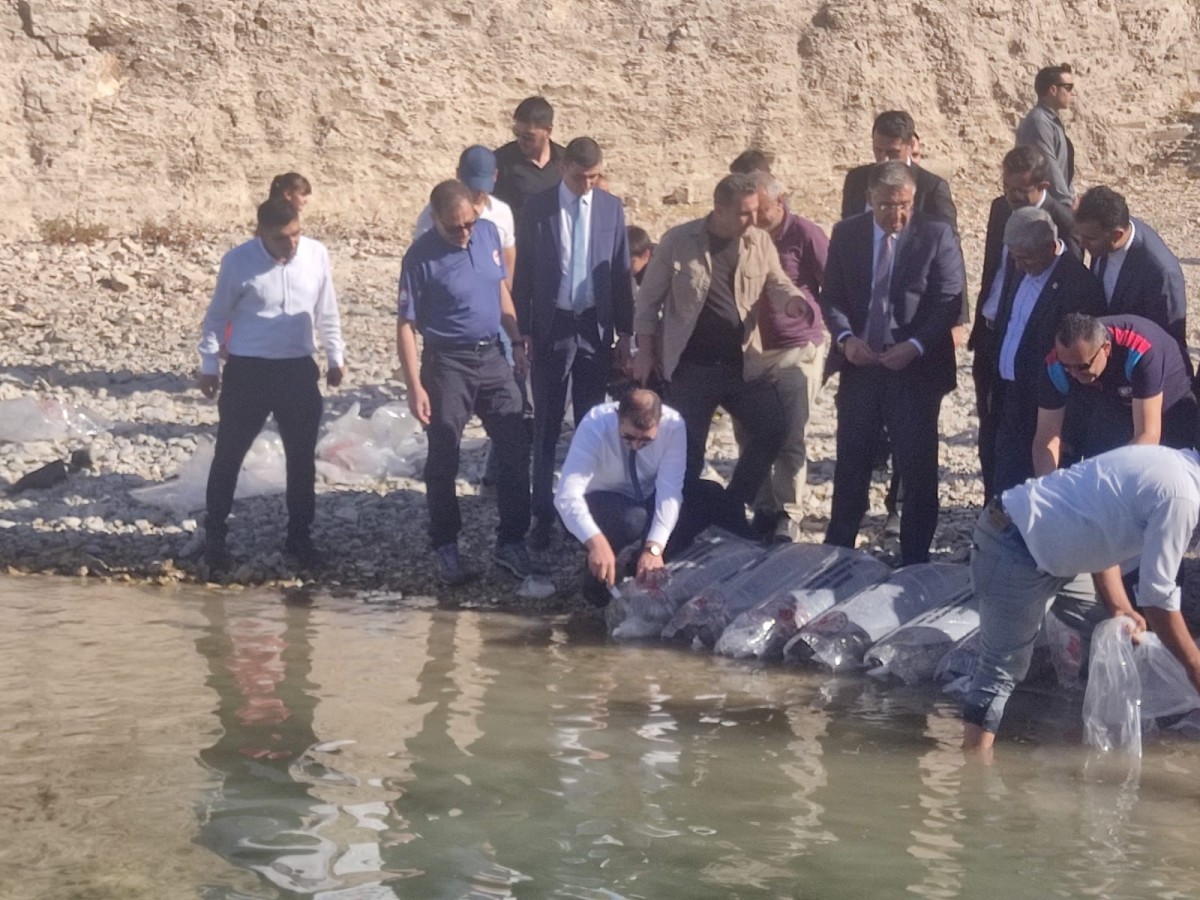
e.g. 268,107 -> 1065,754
784,563 -> 972,671
865,586 -> 977,685
662,543 -> 848,649
714,548 -> 891,660
605,527 -> 765,641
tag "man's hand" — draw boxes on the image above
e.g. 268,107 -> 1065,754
327,366 -> 346,389
951,324 -> 966,350
585,534 -> 618,588
842,336 -> 878,367
635,549 -> 666,587
512,341 -> 529,379
1114,607 -> 1148,637
879,341 -> 920,371
199,374 -> 220,399
632,344 -> 658,386
784,296 -> 815,325
407,383 -> 432,425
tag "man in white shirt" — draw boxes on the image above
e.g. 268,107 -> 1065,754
963,444 -> 1200,752
197,198 -> 346,572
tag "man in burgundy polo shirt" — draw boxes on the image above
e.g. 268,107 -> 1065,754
744,173 -> 829,540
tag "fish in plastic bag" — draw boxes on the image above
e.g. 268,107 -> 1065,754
866,587 -> 977,685
785,562 -> 972,671
316,402 -> 426,481
714,549 -> 891,659
605,527 -> 764,641
663,543 -> 847,649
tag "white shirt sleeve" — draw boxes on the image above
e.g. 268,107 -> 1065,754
646,424 -> 686,546
1136,496 -> 1199,611
491,198 -> 516,249
198,250 -> 240,376
313,244 -> 346,369
555,424 -> 604,544
413,206 -> 434,243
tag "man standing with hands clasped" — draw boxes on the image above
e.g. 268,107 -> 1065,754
198,198 -> 346,572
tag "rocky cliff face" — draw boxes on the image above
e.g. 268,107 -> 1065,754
4,0 -> 1198,238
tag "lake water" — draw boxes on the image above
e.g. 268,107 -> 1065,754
3,576 -> 1200,900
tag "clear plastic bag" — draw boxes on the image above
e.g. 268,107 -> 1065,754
713,548 -> 891,659
130,433 -> 287,513
605,528 -> 764,641
0,396 -> 111,443
1083,616 -> 1142,757
316,402 -> 426,481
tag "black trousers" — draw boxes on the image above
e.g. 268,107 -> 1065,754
665,361 -> 785,509
205,355 -> 322,540
990,380 -> 1038,498
423,342 -> 530,549
531,308 -> 610,522
825,365 -> 943,565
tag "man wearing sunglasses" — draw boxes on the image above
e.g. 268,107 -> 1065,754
397,180 -> 543,586
493,96 -> 565,226
1032,312 -> 1197,479
1016,64 -> 1076,207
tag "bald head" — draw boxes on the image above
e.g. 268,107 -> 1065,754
617,388 -> 662,432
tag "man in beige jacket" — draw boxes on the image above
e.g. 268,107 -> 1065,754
632,173 -> 812,510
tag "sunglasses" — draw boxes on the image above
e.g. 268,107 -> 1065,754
442,218 -> 478,234
1055,82 -> 1075,92
620,431 -> 654,448
1060,344 -> 1105,373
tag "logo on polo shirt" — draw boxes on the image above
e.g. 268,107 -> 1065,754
1118,386 -> 1133,399
492,249 -> 501,267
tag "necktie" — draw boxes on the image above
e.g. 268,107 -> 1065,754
626,446 -> 644,502
866,233 -> 894,352
570,196 -> 590,313
1094,253 -> 1110,300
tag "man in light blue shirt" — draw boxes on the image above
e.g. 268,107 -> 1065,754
963,444 -> 1200,752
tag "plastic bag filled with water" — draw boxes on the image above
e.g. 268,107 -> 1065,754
1083,616 -> 1143,757
866,586 -> 977,685
662,543 -> 849,649
784,563 -> 972,671
714,548 -> 891,660
605,528 -> 764,641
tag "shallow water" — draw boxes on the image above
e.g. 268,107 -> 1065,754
2,577 -> 1200,899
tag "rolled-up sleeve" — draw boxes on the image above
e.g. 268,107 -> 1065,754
647,423 -> 686,546
1136,497 -> 1200,611
555,426 -> 604,544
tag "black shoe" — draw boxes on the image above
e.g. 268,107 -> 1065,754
284,534 -> 324,569
494,541 -> 554,577
751,509 -> 780,539
204,535 -> 231,572
528,518 -> 555,552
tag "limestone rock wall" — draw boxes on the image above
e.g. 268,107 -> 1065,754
3,0 -> 1198,239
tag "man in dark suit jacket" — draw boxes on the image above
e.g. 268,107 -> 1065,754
512,137 -> 634,548
974,208 -> 1104,499
968,145 -> 1084,498
821,162 -> 965,565
1074,185 -> 1188,360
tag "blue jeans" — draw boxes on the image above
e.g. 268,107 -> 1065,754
963,505 -> 1073,733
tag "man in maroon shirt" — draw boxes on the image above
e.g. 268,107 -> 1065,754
743,173 -> 829,540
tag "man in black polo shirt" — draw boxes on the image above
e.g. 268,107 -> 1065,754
1033,312 -> 1198,476
493,96 -> 565,225
397,180 -> 544,586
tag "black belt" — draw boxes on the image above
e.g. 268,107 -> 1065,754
985,496 -> 1012,530
425,337 -> 497,352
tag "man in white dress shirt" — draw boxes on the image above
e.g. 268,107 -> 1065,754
198,198 -> 346,572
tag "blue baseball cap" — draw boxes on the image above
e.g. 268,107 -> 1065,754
457,145 -> 497,193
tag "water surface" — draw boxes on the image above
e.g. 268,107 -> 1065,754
2,577 -> 1199,899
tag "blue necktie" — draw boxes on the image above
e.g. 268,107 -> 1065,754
866,234 -> 894,352
570,196 -> 590,313
627,446 -> 644,502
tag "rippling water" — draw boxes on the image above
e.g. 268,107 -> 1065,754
2,576 -> 1200,899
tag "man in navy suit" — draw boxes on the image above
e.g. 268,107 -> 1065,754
513,136 -> 634,549
1075,186 -> 1187,360
975,207 -> 1104,498
821,161 -> 965,565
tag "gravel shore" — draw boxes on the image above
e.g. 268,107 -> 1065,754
2,173 -> 1199,611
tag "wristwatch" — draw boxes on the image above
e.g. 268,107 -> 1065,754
644,542 -> 663,557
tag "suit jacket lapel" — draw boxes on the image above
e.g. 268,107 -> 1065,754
1109,229 -> 1141,308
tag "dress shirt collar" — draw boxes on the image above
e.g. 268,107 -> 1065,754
558,180 -> 591,210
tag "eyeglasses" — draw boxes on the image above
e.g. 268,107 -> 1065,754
442,218 -> 478,234
1060,344 -> 1106,373
512,126 -> 542,141
1055,82 -> 1075,92
620,431 -> 655,448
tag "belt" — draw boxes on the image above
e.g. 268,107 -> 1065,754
425,337 -> 497,352
985,496 -> 1012,530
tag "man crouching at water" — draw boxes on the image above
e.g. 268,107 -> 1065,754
963,444 -> 1200,752
198,198 -> 346,571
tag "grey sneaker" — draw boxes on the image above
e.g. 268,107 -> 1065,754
433,543 -> 471,586
494,541 -> 552,578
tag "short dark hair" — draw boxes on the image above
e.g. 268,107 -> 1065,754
1056,312 -> 1109,349
564,136 -> 603,169
1003,145 -> 1051,185
429,180 -> 473,218
1034,64 -> 1073,97
1075,186 -> 1130,232
513,96 -> 554,129
256,197 -> 299,231
713,173 -> 759,208
268,172 -> 311,200
627,225 -> 654,258
729,149 -> 773,174
617,387 -> 662,432
872,110 -> 916,143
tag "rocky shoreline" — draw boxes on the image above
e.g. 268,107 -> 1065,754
2,172 -> 1199,611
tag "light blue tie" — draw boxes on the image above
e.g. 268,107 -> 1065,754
570,196 -> 590,313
